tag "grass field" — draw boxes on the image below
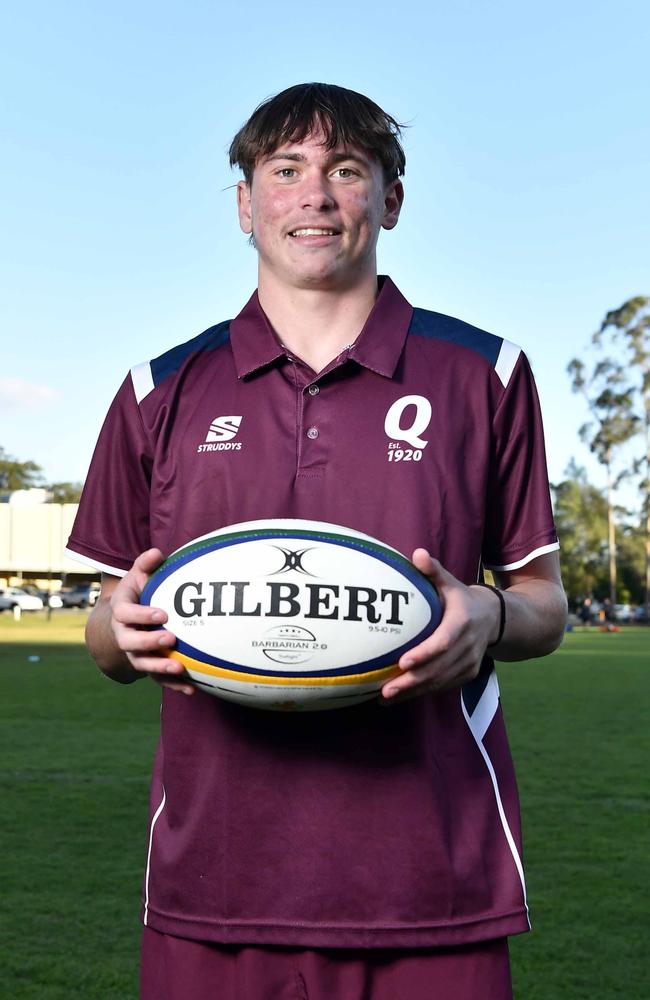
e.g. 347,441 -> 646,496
1,614 -> 648,999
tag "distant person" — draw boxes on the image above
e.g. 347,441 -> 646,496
66,83 -> 567,1000
580,597 -> 593,626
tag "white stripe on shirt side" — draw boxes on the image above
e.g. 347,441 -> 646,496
461,694 -> 530,925
494,339 -> 521,388
143,786 -> 167,927
63,547 -> 128,577
131,361 -> 155,404
465,671 -> 500,742
485,540 -> 560,573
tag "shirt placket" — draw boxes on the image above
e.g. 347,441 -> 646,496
286,357 -> 329,478
298,377 -> 328,477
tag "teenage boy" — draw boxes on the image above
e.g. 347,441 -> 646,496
67,82 -> 566,1000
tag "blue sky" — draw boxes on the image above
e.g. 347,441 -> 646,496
2,0 -> 649,504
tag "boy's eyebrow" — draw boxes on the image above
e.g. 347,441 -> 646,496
263,152 -> 307,163
262,150 -> 371,167
329,151 -> 370,166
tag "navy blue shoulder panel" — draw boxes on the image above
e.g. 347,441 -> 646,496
150,320 -> 231,388
408,307 -> 503,368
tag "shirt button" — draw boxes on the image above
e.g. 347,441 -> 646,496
308,384 -> 320,396
307,427 -> 319,440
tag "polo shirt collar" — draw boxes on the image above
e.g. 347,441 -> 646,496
348,276 -> 413,377
230,276 -> 413,379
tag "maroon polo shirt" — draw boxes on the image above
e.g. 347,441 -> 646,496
67,277 -> 558,948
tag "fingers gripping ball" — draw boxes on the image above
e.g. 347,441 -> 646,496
140,519 -> 442,711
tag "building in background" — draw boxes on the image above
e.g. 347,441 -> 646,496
0,489 -> 95,590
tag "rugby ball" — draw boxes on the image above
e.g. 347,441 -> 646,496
140,519 -> 442,711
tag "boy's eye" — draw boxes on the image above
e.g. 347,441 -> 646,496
277,168 -> 296,178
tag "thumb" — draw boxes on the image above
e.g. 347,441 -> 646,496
133,548 -> 166,575
412,548 -> 444,583
123,548 -> 166,599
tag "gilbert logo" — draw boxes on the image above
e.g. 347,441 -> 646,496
271,547 -> 316,576
384,395 -> 431,463
197,415 -> 243,453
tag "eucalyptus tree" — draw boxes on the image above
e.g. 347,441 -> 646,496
595,297 -> 650,610
567,357 -> 638,603
551,462 -> 609,601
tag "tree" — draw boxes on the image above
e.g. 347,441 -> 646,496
0,446 -> 44,491
595,297 -> 650,610
617,520 -> 646,605
552,461 -> 609,602
567,357 -> 638,603
0,447 -> 83,502
48,481 -> 83,503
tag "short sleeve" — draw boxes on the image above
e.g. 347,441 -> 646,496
482,353 -> 559,572
65,375 -> 153,575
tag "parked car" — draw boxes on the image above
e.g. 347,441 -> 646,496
634,605 -> 649,623
0,587 -> 44,612
58,584 -> 100,609
19,584 -> 63,609
612,604 -> 632,623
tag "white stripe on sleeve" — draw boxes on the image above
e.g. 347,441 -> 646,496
494,339 -> 521,388
130,361 -> 155,404
485,540 -> 560,573
63,547 -> 128,577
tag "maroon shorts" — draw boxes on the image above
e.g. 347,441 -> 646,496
141,927 -> 513,1000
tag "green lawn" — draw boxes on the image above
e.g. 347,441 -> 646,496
0,613 -> 160,999
504,629 -> 649,999
1,614 -> 648,998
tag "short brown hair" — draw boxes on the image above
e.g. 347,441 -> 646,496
229,83 -> 406,185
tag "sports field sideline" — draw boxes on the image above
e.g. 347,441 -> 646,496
1,614 -> 648,999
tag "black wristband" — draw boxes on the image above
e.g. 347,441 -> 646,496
474,583 -> 506,647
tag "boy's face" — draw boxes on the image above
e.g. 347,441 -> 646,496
237,129 -> 403,293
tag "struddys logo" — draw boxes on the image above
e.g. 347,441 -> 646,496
197,415 -> 243,453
